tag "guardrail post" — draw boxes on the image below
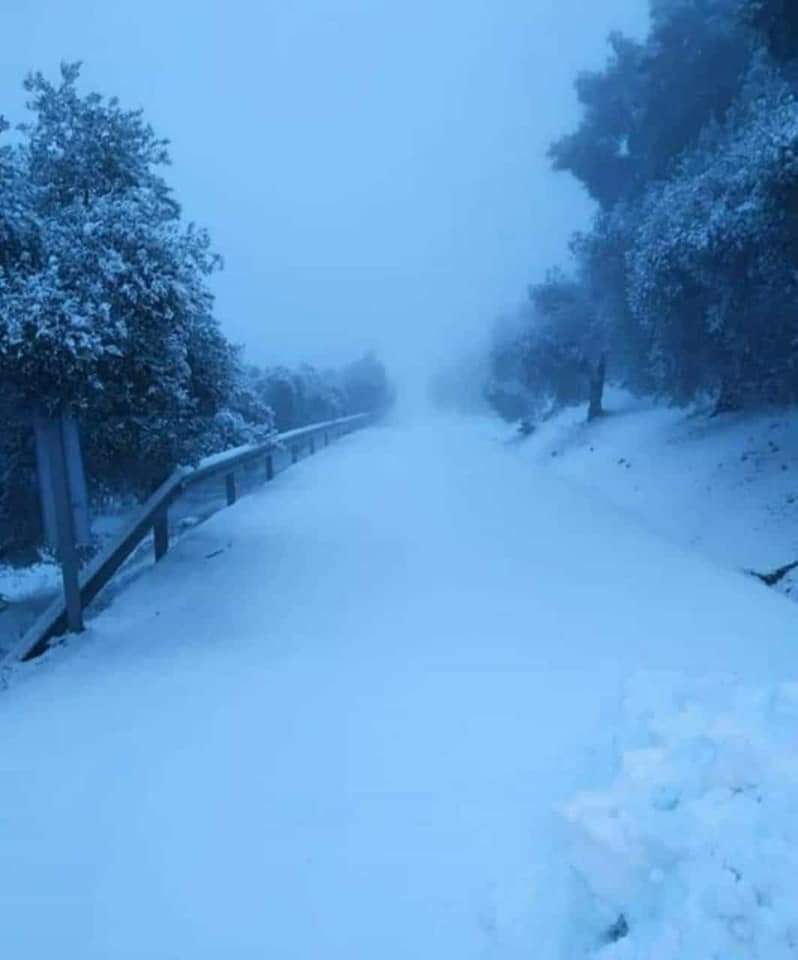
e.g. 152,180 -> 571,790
266,453 -> 274,481
310,436 -> 316,455
35,415 -> 86,634
225,473 -> 237,506
324,431 -> 329,447
291,447 -> 298,465
52,457 -> 83,634
153,509 -> 169,561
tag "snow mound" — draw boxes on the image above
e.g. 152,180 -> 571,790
562,673 -> 798,958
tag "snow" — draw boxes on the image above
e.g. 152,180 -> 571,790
0,560 -> 60,606
515,389 -> 798,588
0,451 -> 296,653
0,560 -> 61,652
2,416 -> 798,958
563,673 -> 798,957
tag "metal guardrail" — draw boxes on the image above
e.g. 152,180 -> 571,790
6,413 -> 371,664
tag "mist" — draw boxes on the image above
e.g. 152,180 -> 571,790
9,2 -> 798,956
2,0 -> 648,397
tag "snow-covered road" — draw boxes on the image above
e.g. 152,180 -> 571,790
3,420 -> 798,958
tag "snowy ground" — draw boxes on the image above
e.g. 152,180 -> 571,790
518,390 -> 798,594
2,417 -> 798,958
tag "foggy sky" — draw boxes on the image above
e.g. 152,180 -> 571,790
2,0 -> 648,389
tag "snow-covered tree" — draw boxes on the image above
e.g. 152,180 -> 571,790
0,63 -> 238,491
486,270 -> 608,423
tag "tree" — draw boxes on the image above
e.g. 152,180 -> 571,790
482,0 -> 798,425
571,205 -> 654,397
539,0 -> 798,415
530,270 -> 608,419
0,63 -> 237,492
550,2 -> 751,208
485,270 -> 608,424
549,32 -> 645,208
485,310 -> 539,422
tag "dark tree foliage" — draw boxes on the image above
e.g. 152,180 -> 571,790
638,0 -> 752,179
549,1 -> 751,208
548,33 -> 645,208
746,0 -> 798,62
0,397 -> 40,560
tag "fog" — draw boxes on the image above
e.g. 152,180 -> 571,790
11,6 -> 798,955
2,0 -> 648,395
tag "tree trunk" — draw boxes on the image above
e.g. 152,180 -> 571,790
588,352 -> 607,422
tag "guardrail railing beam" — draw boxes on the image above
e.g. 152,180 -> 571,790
5,413 -> 372,665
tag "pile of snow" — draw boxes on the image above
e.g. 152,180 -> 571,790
563,672 -> 798,958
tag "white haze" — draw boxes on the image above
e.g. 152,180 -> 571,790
1,0 -> 649,399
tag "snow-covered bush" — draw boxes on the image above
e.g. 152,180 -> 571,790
563,672 -> 798,958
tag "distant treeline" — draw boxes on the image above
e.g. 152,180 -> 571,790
472,0 -> 798,424
0,64 -> 392,560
